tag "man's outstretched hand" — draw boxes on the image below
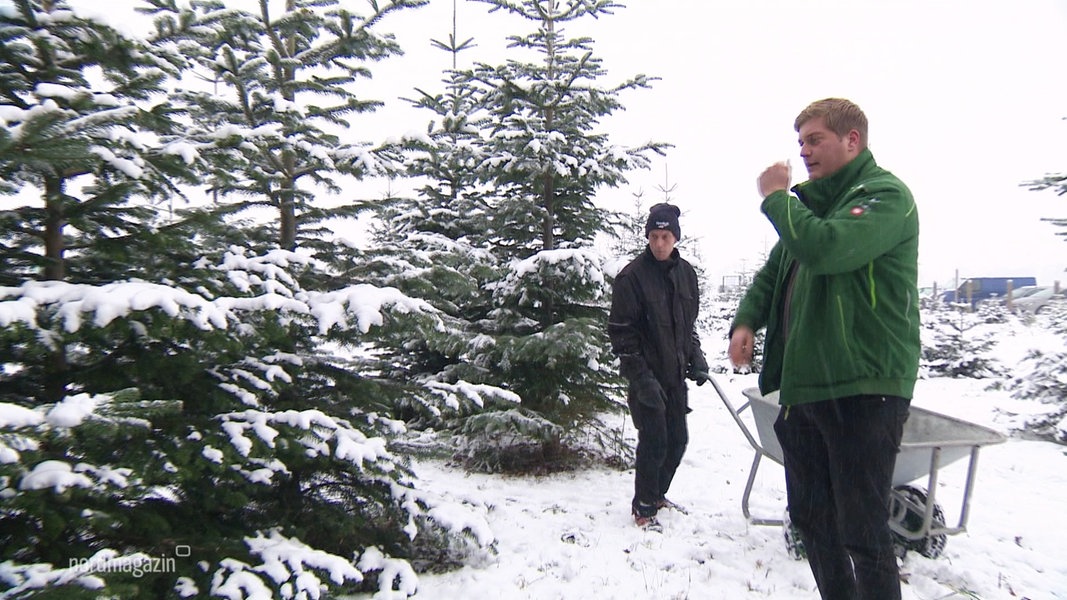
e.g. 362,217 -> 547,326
729,326 -> 755,370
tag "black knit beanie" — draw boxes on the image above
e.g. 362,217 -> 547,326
645,202 -> 681,241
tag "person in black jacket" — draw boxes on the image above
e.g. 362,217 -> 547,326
608,202 -> 710,530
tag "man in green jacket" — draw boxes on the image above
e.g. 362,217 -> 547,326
729,98 -> 920,600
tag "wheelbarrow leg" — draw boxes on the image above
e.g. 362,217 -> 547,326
743,450 -> 784,526
955,446 -> 984,535
922,445 -> 981,538
920,446 -> 944,537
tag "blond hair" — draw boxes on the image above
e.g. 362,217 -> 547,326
794,98 -> 868,148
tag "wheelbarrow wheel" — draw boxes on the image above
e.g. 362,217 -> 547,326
890,485 -> 947,559
782,509 -> 806,561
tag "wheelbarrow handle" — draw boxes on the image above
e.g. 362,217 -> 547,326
708,375 -> 784,526
708,375 -> 760,451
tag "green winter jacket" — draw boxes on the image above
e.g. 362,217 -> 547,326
732,148 -> 920,406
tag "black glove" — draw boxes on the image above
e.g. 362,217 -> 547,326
687,366 -> 710,386
630,375 -> 667,408
682,367 -> 708,384
687,353 -> 710,386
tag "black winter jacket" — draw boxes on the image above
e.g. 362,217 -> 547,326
608,247 -> 707,391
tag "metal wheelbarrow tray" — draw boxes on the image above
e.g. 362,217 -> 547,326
710,378 -> 1007,558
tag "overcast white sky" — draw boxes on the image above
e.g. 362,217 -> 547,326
365,0 -> 1067,290
20,0 -> 1067,290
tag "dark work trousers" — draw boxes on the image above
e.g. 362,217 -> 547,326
773,395 -> 910,600
628,384 -> 689,515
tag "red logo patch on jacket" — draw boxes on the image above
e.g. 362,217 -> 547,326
850,206 -> 865,216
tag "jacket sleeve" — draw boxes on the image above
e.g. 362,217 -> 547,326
731,241 -> 784,334
689,329 -> 709,372
688,266 -> 709,372
608,271 -> 652,381
760,181 -> 917,275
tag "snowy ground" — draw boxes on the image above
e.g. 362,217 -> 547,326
387,374 -> 1066,600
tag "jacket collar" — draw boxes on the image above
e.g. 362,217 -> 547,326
643,246 -> 680,269
792,148 -> 877,216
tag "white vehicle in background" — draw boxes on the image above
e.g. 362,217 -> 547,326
1008,285 -> 1061,315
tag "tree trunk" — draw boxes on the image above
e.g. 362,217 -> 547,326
277,0 -> 299,251
43,175 -> 68,403
538,2 -> 558,323
279,184 -> 297,250
43,176 -> 65,281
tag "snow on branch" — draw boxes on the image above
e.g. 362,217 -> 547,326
308,284 -> 437,335
218,409 -> 394,470
0,549 -> 157,597
0,280 -> 228,332
494,247 -> 608,307
356,546 -> 418,598
209,530 -> 367,599
0,259 -> 435,338
0,404 -> 43,430
425,380 -> 522,410
0,389 -> 173,464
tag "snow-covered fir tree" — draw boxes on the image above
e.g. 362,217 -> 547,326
457,0 -> 666,457
0,251 -> 492,597
0,0 -> 202,407
349,0 -> 668,470
1009,298 -> 1067,442
1019,137 -> 1067,440
1022,160 -> 1067,242
147,0 -> 427,252
0,1 -> 491,597
344,15 -> 526,438
919,300 -> 1005,379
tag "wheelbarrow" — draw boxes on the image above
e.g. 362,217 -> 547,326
709,377 -> 1006,558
